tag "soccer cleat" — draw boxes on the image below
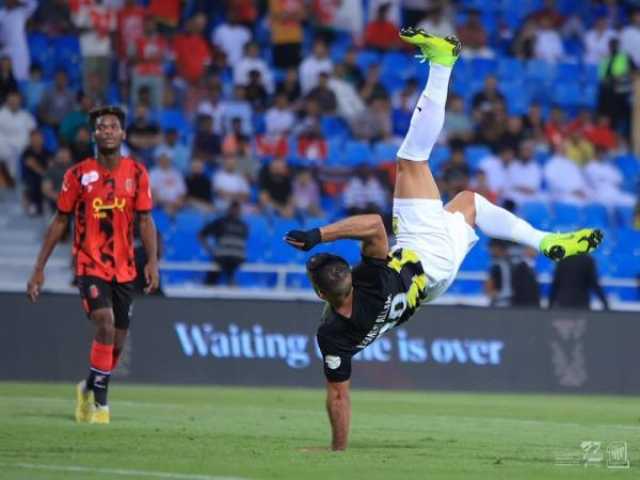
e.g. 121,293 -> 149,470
90,405 -> 110,424
540,229 -> 604,261
75,381 -> 94,423
399,27 -> 461,67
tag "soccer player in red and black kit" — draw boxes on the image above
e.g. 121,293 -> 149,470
27,106 -> 159,424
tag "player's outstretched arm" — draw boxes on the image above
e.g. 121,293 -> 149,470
138,212 -> 159,294
27,212 -> 70,302
285,214 -> 388,259
326,380 -> 351,451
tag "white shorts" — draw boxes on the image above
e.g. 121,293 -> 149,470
392,198 -> 478,302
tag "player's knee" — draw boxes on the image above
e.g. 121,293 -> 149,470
91,310 -> 115,336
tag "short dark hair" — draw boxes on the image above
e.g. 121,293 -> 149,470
306,254 -> 352,300
89,105 -> 126,129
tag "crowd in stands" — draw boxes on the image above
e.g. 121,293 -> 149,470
0,0 -> 639,287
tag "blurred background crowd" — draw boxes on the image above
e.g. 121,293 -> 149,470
0,0 -> 639,304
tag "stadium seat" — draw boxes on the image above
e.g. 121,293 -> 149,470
518,201 -> 552,230
465,145 -> 492,170
551,202 -> 582,228
158,109 -> 192,138
497,58 -> 525,82
372,142 -> 398,166
582,203 -> 609,229
174,210 -> 206,233
343,140 -> 372,167
321,115 -> 349,139
616,206 -> 635,228
501,81 -> 530,115
245,214 -> 270,262
614,154 -> 640,191
356,50 -> 381,73
470,58 -> 498,81
525,59 -> 555,86
264,218 -> 302,264
325,138 -> 345,167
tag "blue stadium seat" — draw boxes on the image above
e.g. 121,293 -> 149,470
429,145 -> 450,175
53,35 -> 82,87
525,59 -> 555,86
555,62 -> 581,82
343,140 -> 372,167
582,203 -> 609,229
614,154 -> 640,191
552,82 -> 582,108
616,206 -> 635,228
551,202 -> 582,227
502,81 -> 530,115
518,201 -> 552,229
372,142 -> 398,166
321,115 -> 349,139
158,109 -> 191,138
325,138 -> 345,167
465,145 -> 492,170
611,254 -> 640,277
152,208 -> 173,236
174,210 -> 206,233
164,232 -> 203,261
470,58 -> 498,81
264,218 -> 302,264
497,57 -> 525,82
613,229 -> 640,255
356,50 -> 381,73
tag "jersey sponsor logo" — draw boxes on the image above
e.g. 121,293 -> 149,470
89,284 -> 100,299
92,197 -> 127,218
325,355 -> 341,370
81,170 -> 100,186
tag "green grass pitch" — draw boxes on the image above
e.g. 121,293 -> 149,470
0,382 -> 638,479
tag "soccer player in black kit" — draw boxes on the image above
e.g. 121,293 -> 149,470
285,29 -> 603,451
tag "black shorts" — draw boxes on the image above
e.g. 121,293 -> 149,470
77,276 -> 135,330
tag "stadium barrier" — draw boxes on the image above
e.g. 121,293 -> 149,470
2,292 -> 639,394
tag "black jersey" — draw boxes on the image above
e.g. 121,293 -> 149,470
317,248 -> 428,382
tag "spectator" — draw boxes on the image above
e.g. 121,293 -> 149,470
149,152 -> 186,216
297,128 -> 328,165
259,156 -> 294,218
221,86 -> 253,135
417,5 -> 455,38
0,90 -> 36,184
0,0 -> 37,81
478,145 -> 514,200
474,105 -> 508,151
234,42 -> 274,94
312,0 -> 362,41
148,0 -> 181,29
584,151 -> 636,208
131,16 -> 169,111
245,70 -> 269,112
72,0 -> 116,91
521,102 -> 545,141
351,97 -> 393,142
392,78 -> 419,111
213,153 -> 250,211
343,164 -> 389,215
196,85 -> 224,135
564,131 -> 594,165
441,144 -> 471,199
497,116 -> 525,152
512,17 -> 538,60
329,64 -> 366,125
443,94 -> 473,143
292,168 -> 323,218
584,115 -> 617,151
173,14 -> 212,84
504,140 -> 545,205
198,201 -> 248,286
544,142 -> 590,205
368,0 -> 401,26
549,255 -> 608,310
471,170 -> 498,204
294,98 -> 323,138
533,14 -> 565,63
212,10 -> 251,66
59,92 -> 94,144
620,8 -> 640,68
22,64 -> 45,113
485,239 -> 541,307
544,105 -> 569,149
529,0 -> 564,28
189,115 -> 219,165
221,117 -> 251,158
359,64 -> 389,102
156,128 -> 190,173
225,0 -> 257,29
402,0 -> 431,28
307,72 -> 338,114
265,93 -> 295,136
33,0 -> 73,36
38,71 -> 75,129
472,75 -> 505,115
42,146 -> 72,213
584,15 -> 617,65
299,39 -> 333,95
276,67 -> 302,106
21,130 -> 49,216
0,56 -> 17,105
598,38 -> 632,137
269,0 -> 304,69
116,0 -> 146,60
341,48 -> 364,88
70,125 -> 94,163
255,131 -> 288,159
185,156 -> 213,211
456,8 -> 493,58
364,3 -> 401,51
126,105 -> 161,164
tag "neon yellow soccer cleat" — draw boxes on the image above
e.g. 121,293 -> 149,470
90,405 -> 110,425
75,381 -> 94,423
399,27 -> 461,67
540,229 -> 604,261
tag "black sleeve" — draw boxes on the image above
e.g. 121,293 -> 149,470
199,220 -> 219,238
587,257 -> 609,309
490,264 -> 502,290
317,334 -> 352,383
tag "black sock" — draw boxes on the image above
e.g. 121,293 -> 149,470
87,368 -> 111,406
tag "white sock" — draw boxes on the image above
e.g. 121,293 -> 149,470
397,63 -> 452,162
474,193 -> 549,251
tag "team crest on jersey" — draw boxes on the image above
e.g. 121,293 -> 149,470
125,178 -> 134,194
89,284 -> 100,299
81,171 -> 100,186
325,355 -> 341,370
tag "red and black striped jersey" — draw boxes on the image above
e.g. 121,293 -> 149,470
57,157 -> 153,283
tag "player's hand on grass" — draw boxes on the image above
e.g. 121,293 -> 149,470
27,269 -> 44,303
144,261 -> 159,294
284,228 -> 321,251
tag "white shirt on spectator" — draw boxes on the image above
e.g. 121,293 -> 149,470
620,24 -> 640,67
343,176 -> 387,210
534,29 -> 565,63
73,2 -> 117,57
264,106 -> 295,136
0,0 -> 37,80
418,16 -> 455,38
368,0 -> 401,26
504,159 -> 546,205
197,100 -> 225,135
0,105 -> 36,177
328,77 -> 366,122
149,166 -> 186,204
584,159 -> 636,207
543,154 -> 589,205
479,155 -> 509,197
212,169 -> 250,210
299,56 -> 333,94
583,28 -> 617,65
234,56 -> 274,93
212,22 -> 251,66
